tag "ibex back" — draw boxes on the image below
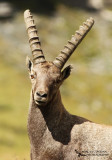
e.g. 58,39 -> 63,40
24,10 -> 112,160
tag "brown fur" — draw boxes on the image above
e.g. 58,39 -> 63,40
26,61 -> 112,160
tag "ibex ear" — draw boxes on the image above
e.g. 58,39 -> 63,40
26,56 -> 33,72
61,65 -> 73,80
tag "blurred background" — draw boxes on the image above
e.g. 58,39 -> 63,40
0,0 -> 112,159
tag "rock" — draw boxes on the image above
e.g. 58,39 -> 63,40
0,2 -> 14,19
87,0 -> 104,10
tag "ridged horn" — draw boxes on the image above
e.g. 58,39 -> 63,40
24,9 -> 46,65
53,17 -> 94,69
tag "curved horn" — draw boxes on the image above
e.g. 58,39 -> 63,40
24,9 -> 46,65
53,17 -> 94,69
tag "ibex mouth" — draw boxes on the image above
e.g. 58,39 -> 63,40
35,100 -> 46,105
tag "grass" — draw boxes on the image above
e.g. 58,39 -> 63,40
0,60 -> 30,160
62,70 -> 112,124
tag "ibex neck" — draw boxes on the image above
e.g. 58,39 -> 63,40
38,90 -> 65,121
29,89 -> 66,129
28,89 -> 68,146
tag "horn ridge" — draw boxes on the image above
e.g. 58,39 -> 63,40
24,9 -> 46,64
53,17 -> 94,69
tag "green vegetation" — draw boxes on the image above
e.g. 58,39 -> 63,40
0,5 -> 112,160
0,60 -> 30,160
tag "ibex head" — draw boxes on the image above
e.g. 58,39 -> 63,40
24,10 -> 94,106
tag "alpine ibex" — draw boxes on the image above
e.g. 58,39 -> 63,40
24,10 -> 112,160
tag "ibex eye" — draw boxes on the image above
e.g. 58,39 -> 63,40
30,74 -> 35,79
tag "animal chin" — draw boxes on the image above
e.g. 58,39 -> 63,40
35,100 -> 46,106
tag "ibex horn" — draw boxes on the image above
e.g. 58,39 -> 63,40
24,9 -> 46,65
53,17 -> 94,69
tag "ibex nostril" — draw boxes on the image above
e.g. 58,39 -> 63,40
41,93 -> 47,98
36,92 -> 47,98
36,92 -> 41,97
